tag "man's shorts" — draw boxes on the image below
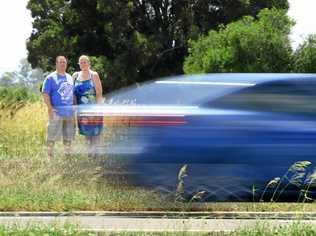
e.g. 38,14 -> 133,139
46,113 -> 75,144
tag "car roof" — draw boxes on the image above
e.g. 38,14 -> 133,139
106,73 -> 316,106
158,73 -> 316,84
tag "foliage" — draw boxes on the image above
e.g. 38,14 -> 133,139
0,87 -> 39,103
260,161 -> 316,203
0,223 -> 315,236
0,58 -> 44,92
175,164 -> 188,202
236,222 -> 316,236
0,102 -> 45,157
292,34 -> 316,73
0,87 -> 40,118
0,102 -> 167,211
3,104 -> 316,211
26,0 -> 288,92
183,8 -> 294,73
0,223 -> 316,235
0,224 -> 85,236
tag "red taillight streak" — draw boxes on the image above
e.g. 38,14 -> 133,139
78,121 -> 104,125
78,117 -> 186,126
128,120 -> 187,126
78,117 -> 103,125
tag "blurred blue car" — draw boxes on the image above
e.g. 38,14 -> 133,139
79,73 -> 316,201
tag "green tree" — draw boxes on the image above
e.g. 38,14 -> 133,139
292,35 -> 316,73
27,0 -> 288,91
184,8 -> 294,73
0,59 -> 44,92
0,73 -> 13,87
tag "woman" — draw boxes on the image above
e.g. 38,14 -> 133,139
73,55 -> 103,156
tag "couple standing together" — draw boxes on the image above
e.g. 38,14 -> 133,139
42,55 -> 103,157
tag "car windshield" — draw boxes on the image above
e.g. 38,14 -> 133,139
105,77 -> 254,106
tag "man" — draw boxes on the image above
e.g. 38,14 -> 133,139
42,56 -> 75,157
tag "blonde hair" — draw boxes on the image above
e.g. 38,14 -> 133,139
78,55 -> 90,64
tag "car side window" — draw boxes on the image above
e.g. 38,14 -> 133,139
206,80 -> 316,116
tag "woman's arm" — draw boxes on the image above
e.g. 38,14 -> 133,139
92,72 -> 103,104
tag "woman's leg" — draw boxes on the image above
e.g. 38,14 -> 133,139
85,136 -> 93,157
90,135 -> 101,157
85,135 -> 101,157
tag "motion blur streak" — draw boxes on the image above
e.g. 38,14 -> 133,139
75,73 -> 316,201
155,80 -> 256,86
76,105 -> 255,117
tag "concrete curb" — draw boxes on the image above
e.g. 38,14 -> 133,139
0,211 -> 316,219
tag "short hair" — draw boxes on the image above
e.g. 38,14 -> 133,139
56,55 -> 67,63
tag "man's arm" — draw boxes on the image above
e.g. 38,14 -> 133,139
42,92 -> 55,118
42,76 -> 56,118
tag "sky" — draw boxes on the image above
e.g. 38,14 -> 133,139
287,0 -> 316,49
0,0 -> 32,74
0,0 -> 315,74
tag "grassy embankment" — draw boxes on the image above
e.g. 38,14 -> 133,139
0,88 -> 167,211
1,87 -> 316,211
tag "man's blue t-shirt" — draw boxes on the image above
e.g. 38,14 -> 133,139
42,72 -> 74,117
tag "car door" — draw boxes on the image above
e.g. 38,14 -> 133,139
190,79 -> 316,200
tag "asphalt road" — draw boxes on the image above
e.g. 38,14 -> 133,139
1,212 -> 316,232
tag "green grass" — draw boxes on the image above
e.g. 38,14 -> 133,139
2,101 -> 316,211
0,224 -> 85,236
0,86 -> 39,104
178,202 -> 316,212
0,222 -> 316,235
0,102 -> 45,157
0,154 -> 169,211
0,102 -> 167,211
236,222 -> 316,236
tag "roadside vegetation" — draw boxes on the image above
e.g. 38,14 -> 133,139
1,87 -> 316,211
0,88 -> 166,211
0,224 -> 80,236
1,0 -> 316,219
0,222 -> 316,235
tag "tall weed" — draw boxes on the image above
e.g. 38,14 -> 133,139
0,102 -> 46,157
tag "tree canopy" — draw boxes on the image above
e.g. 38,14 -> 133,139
293,35 -> 316,73
27,0 -> 289,92
183,8 -> 294,73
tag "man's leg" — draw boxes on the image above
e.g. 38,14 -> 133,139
63,116 -> 75,156
63,140 -> 71,156
46,113 -> 62,158
46,141 -> 54,158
